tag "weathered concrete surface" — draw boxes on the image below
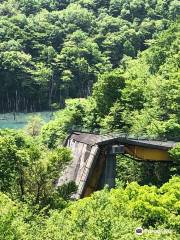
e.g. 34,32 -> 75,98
57,132 -> 178,199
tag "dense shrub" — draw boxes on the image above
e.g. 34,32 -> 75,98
37,176 -> 180,239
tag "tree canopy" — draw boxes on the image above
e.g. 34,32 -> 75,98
0,1 -> 180,239
0,0 -> 179,112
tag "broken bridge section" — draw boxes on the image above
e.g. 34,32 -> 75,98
57,132 -> 178,199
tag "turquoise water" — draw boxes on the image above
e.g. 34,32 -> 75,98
0,112 -> 53,129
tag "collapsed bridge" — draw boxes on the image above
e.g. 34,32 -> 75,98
57,132 -> 178,199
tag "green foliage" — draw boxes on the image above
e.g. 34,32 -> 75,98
0,193 -> 30,240
92,69 -> 125,118
0,129 -> 72,209
90,21 -> 180,140
116,155 -> 176,188
42,21 -> 180,140
0,1 -> 179,239
0,0 -> 179,112
169,144 -> 180,176
123,23 -> 180,139
36,176 -> 180,239
25,115 -> 44,136
169,144 -> 180,162
41,99 -> 86,148
1,174 -> 179,239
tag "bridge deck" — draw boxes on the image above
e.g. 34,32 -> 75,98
71,132 -> 177,150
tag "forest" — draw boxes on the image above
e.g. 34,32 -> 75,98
0,0 -> 180,239
0,0 -> 179,112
